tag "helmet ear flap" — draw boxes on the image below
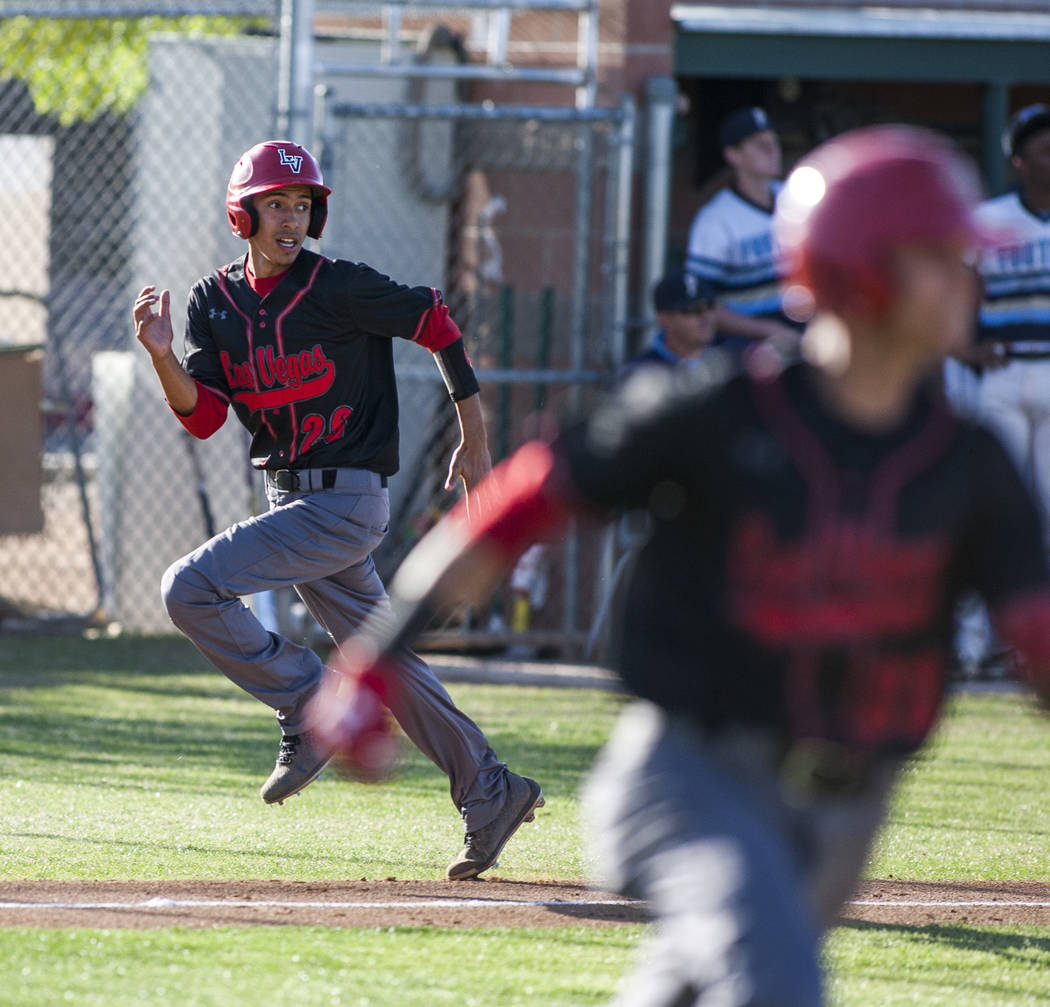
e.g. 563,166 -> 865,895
802,254 -> 893,319
308,199 -> 327,240
851,267 -> 893,317
228,198 -> 257,240
242,199 -> 259,238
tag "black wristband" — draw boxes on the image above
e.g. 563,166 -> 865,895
434,339 -> 481,402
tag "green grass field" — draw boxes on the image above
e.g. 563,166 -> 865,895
2,634 -> 1050,1005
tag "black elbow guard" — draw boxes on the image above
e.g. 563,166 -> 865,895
434,339 -> 480,402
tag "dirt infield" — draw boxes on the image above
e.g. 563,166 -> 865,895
2,878 -> 1050,929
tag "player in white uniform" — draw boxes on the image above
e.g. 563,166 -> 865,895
948,104 -> 1050,677
975,103 -> 1050,537
685,107 -> 801,360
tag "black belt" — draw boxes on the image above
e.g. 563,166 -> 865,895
265,467 -> 387,492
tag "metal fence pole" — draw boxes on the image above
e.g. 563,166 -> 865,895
535,286 -> 554,411
277,0 -> 315,145
498,284 -> 515,462
981,82 -> 1008,195
643,76 -> 678,316
590,94 -> 636,649
562,117 -> 596,641
609,92 -> 636,373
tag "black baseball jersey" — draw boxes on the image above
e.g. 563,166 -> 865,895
182,249 -> 446,474
557,355 -> 1049,754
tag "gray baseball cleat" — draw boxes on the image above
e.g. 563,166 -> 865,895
260,730 -> 333,805
446,772 -> 545,881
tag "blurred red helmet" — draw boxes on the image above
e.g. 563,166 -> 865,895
774,125 -> 987,319
226,140 -> 331,240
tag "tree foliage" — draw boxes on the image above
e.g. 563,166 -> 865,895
0,16 -> 260,126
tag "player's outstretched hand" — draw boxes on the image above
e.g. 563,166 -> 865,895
132,286 -> 175,362
446,394 -> 493,521
446,441 -> 495,525
306,642 -> 400,783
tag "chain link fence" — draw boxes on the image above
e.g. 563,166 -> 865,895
0,2 -> 633,656
0,4 -> 281,635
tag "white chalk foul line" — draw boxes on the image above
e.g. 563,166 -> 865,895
3,896 -> 1049,912
848,907 -> 1050,915
0,897 -> 640,911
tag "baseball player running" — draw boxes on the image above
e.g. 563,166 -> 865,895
132,140 -> 542,881
308,126 -> 1050,1004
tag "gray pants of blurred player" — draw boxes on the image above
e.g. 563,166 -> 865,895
161,468 -> 509,832
584,701 -> 898,1007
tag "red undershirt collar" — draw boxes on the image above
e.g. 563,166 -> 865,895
245,258 -> 290,298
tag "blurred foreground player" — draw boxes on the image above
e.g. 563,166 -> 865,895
133,140 -> 542,880
309,126 -> 1050,1003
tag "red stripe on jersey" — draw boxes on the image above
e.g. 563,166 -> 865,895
751,373 -> 839,526
172,381 -> 229,439
273,255 -> 325,357
866,404 -> 955,536
218,265 -> 279,445
218,263 -> 259,391
274,255 -> 325,462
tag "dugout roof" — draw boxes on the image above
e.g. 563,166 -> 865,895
671,3 -> 1050,191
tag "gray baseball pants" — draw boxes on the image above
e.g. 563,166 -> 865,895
584,700 -> 897,1007
161,467 -> 509,831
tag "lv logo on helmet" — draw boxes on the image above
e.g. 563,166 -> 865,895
278,148 -> 303,173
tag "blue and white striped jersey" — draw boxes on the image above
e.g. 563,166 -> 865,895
976,190 -> 1050,345
685,183 -> 786,321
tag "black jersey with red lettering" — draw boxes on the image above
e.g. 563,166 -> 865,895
181,249 -> 446,474
557,356 -> 1048,755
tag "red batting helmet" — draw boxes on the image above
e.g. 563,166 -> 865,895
226,140 -> 331,240
774,125 -> 987,318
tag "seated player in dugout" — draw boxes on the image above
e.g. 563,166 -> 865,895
619,269 -> 720,380
132,140 -> 543,882
308,126 -> 1050,1005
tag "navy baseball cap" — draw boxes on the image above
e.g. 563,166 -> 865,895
652,271 -> 718,313
1003,104 -> 1050,158
720,106 -> 773,148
